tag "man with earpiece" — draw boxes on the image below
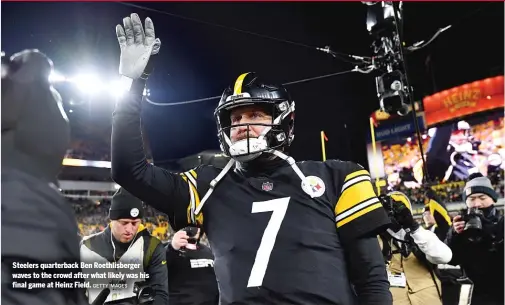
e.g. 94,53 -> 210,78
80,188 -> 168,305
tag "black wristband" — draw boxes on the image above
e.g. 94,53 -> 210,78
141,55 -> 157,79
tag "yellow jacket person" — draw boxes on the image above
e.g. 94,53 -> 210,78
378,191 -> 452,305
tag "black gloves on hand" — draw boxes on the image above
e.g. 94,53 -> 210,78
393,202 -> 419,232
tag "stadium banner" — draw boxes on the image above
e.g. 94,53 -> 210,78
423,75 -> 504,126
367,114 -> 426,143
381,114 -> 504,188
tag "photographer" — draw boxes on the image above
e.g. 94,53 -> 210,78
166,227 -> 219,305
445,176 -> 504,304
80,188 -> 169,305
378,191 -> 452,305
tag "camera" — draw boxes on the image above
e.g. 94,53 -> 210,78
133,281 -> 155,305
460,208 -> 483,241
183,226 -> 199,250
376,70 -> 411,116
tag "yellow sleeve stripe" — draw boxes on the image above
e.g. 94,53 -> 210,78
340,174 -> 372,195
428,199 -> 452,226
390,191 -> 412,211
344,169 -> 369,182
233,72 -> 250,95
336,197 -> 380,222
337,202 -> 382,228
335,175 -> 375,215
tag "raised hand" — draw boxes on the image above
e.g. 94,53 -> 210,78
116,13 -> 161,80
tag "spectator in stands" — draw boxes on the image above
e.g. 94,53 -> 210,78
445,176 -> 504,305
80,188 -> 169,305
1,50 -> 88,305
166,227 -> 219,305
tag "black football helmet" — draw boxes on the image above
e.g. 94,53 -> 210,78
214,72 -> 295,162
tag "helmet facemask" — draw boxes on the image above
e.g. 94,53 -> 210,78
215,96 -> 295,162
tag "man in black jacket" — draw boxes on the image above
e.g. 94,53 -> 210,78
1,49 -> 88,305
445,176 -> 504,305
80,188 -> 169,305
166,227 -> 219,305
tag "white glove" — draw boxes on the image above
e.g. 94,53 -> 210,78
116,13 -> 161,80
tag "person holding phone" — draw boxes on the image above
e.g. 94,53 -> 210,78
165,227 -> 219,305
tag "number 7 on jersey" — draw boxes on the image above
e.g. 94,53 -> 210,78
247,197 -> 290,288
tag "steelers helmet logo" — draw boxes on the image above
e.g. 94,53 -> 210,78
130,208 -> 139,217
301,176 -> 326,198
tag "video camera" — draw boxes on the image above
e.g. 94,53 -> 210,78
365,1 -> 412,117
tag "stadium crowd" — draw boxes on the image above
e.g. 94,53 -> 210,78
73,198 -> 209,245
71,169 -> 504,243
67,116 -> 505,241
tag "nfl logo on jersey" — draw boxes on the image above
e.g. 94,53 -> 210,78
261,182 -> 273,191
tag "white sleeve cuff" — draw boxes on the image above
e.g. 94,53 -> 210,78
411,226 -> 453,264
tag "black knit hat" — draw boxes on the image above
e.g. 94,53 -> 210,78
109,188 -> 144,220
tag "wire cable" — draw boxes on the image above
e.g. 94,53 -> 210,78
405,3 -> 495,52
117,2 -> 369,64
145,67 -> 364,107
392,3 -> 430,184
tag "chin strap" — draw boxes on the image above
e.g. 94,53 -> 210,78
194,158 -> 235,215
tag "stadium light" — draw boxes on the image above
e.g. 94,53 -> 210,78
49,71 -> 149,98
109,80 -> 149,97
70,74 -> 102,95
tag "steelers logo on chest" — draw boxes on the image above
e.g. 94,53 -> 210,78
301,176 -> 326,198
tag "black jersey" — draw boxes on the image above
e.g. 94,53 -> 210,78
111,87 -> 392,305
165,242 -> 219,305
182,160 -> 390,304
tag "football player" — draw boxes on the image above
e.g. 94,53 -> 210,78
112,14 -> 392,305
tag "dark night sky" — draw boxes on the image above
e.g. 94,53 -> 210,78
2,1 -> 503,168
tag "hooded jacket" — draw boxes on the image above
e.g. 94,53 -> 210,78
1,50 -> 87,305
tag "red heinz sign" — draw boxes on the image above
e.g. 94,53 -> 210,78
423,76 -> 504,126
